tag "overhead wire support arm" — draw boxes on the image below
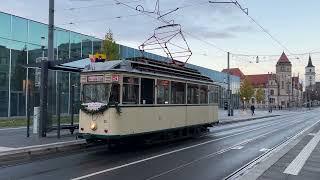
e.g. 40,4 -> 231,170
208,1 -> 248,15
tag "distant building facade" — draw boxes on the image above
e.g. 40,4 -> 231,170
228,52 -> 303,108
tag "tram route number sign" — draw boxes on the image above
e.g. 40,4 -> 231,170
111,74 -> 119,82
87,75 -> 104,82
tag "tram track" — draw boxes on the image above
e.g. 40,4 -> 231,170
141,115 -> 316,180
224,116 -> 320,180
71,113 -> 312,180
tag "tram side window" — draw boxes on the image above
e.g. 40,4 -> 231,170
171,81 -> 186,104
122,77 -> 139,104
209,86 -> 219,104
157,80 -> 170,104
141,78 -> 155,104
200,85 -> 208,104
187,84 -> 199,104
109,83 -> 120,104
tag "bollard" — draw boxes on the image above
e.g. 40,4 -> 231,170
33,107 -> 40,134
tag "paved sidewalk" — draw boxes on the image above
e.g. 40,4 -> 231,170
258,121 -> 320,180
0,127 -> 80,153
218,109 -> 287,124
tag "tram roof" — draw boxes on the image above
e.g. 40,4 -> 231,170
81,57 -> 214,83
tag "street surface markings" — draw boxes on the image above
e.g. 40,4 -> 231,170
283,130 -> 320,175
72,116 -> 306,180
231,146 -> 244,150
308,133 -> 316,136
259,148 -> 270,152
0,146 -> 16,152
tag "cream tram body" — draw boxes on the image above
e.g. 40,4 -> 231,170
78,60 -> 219,141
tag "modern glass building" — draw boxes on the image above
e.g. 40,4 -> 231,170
0,11 -> 240,117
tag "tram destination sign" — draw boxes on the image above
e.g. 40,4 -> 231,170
87,75 -> 104,82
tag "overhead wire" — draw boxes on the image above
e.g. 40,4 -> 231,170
113,0 -> 229,54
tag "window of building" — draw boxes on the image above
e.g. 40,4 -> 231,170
281,81 -> 284,89
140,78 -> 154,104
70,32 -> 82,59
82,36 -> 92,58
270,89 -> 274,95
157,80 -> 169,104
187,84 -> 199,104
171,81 -> 185,104
310,69 -> 312,72
56,28 -> 70,60
310,76 -> 312,80
0,13 -> 11,39
200,85 -> 208,104
122,77 -> 139,104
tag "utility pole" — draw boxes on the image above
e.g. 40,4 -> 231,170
227,52 -> 232,116
39,0 -> 54,137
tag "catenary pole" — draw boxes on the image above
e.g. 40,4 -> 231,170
227,52 -> 232,116
40,0 -> 54,137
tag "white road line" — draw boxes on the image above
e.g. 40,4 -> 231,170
259,148 -> 270,152
231,146 -> 244,150
308,133 -> 316,136
0,146 -> 16,152
71,116 -> 306,180
284,130 -> 320,175
0,127 -> 26,131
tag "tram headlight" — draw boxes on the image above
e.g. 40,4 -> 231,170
90,122 -> 97,131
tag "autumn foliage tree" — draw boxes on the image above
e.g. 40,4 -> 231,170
101,29 -> 119,61
240,78 -> 254,103
255,86 -> 265,104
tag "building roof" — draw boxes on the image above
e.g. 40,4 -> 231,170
306,55 -> 315,67
277,52 -> 291,64
222,68 -> 245,79
246,74 -> 274,88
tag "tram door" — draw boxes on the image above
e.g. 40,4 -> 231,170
141,78 -> 155,104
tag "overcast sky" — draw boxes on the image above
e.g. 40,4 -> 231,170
1,0 -> 320,82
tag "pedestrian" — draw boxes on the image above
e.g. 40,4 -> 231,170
250,104 -> 255,116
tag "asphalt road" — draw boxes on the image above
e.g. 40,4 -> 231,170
0,110 -> 319,180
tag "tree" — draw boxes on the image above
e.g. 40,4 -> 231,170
101,29 -> 119,61
255,86 -> 265,104
240,78 -> 254,103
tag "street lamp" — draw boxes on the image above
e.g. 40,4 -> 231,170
41,36 -> 46,60
243,97 -> 246,110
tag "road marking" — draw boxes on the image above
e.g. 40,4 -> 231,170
259,148 -> 270,152
308,133 -> 316,136
0,146 -> 16,152
231,146 -> 244,150
72,116 -> 306,180
284,130 -> 320,175
0,127 -> 26,131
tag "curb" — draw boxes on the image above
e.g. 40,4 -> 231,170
219,115 -> 281,125
0,140 -> 86,163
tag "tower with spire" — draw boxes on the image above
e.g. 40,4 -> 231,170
276,52 -> 292,107
305,55 -> 315,88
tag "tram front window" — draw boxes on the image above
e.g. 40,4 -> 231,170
82,84 -> 111,104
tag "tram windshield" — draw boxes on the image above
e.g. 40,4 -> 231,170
82,84 -> 111,104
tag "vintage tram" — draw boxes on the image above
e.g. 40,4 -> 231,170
78,57 -> 219,144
